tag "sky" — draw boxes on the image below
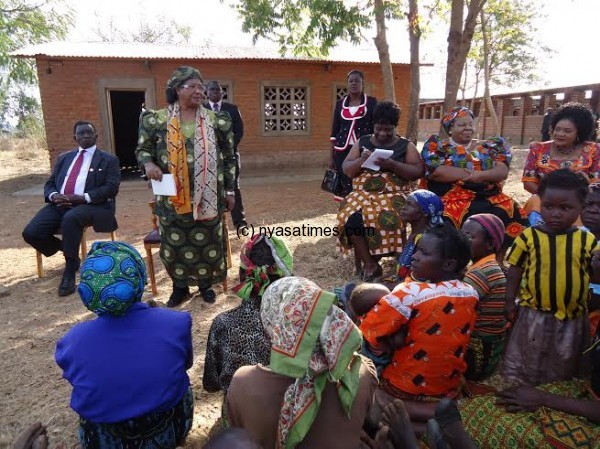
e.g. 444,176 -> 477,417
66,0 -> 600,99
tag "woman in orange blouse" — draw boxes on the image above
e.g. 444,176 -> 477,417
522,102 -> 600,224
360,224 -> 478,434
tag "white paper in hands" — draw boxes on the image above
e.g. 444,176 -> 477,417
151,174 -> 177,196
361,148 -> 394,171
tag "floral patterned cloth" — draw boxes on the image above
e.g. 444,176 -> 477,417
261,277 -> 363,449
421,135 -> 528,246
522,141 -> 600,186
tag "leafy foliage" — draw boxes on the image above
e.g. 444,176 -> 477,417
228,0 -> 374,56
469,0 -> 550,88
0,0 -> 73,131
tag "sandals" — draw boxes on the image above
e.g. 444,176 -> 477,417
362,264 -> 383,282
200,287 -> 217,303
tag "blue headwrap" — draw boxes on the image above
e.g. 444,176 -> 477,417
408,189 -> 445,226
78,241 -> 147,317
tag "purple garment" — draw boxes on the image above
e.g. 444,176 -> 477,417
55,302 -> 193,423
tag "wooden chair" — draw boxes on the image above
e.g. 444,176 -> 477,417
36,227 -> 117,278
143,201 -> 232,297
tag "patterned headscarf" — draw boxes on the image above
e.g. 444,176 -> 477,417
261,277 -> 362,449
78,242 -> 147,317
441,106 -> 474,134
166,66 -> 203,90
233,235 -> 293,301
408,189 -> 445,225
468,213 -> 506,253
165,65 -> 221,221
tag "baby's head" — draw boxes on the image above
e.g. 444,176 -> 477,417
348,283 -> 390,322
538,168 -> 588,233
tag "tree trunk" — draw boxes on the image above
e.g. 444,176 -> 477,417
406,0 -> 421,144
442,0 -> 487,134
373,0 -> 396,102
480,8 -> 500,136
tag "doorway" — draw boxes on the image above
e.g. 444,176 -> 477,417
108,90 -> 145,176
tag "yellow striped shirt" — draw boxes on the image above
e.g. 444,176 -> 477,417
507,227 -> 597,320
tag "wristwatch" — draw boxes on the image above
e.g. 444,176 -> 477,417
225,191 -> 235,196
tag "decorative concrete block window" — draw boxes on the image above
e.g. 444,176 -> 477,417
262,82 -> 310,135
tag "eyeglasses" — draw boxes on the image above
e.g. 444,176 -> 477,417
180,83 -> 204,91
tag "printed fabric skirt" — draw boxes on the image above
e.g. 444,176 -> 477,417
503,307 -> 590,386
464,334 -> 505,381
79,388 -> 194,449
159,213 -> 227,289
337,171 -> 414,257
459,379 -> 600,448
441,185 -> 529,249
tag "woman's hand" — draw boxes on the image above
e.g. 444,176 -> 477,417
361,149 -> 372,162
144,162 -> 163,181
496,386 -> 545,412
376,157 -> 394,171
226,196 -> 235,212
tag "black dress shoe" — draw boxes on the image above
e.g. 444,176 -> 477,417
166,286 -> 191,308
58,271 -> 76,296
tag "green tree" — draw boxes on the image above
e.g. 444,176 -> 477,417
470,0 -> 549,135
225,0 -> 429,140
0,0 -> 73,125
442,0 -> 487,117
228,0 -> 403,99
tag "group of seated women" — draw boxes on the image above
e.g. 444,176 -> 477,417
338,101 -> 600,279
24,101 -> 600,449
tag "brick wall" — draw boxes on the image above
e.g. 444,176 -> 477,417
35,57 -> 410,168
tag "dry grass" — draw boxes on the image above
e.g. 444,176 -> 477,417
0,139 -> 531,448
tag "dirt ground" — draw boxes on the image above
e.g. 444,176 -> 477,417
0,138 -> 531,448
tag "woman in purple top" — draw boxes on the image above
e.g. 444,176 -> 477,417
55,242 -> 193,449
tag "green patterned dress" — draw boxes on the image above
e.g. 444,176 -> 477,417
136,107 -> 235,289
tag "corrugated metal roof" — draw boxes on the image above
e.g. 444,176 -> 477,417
10,41 -> 410,65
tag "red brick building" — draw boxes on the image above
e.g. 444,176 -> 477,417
12,42 -> 410,170
418,83 -> 600,145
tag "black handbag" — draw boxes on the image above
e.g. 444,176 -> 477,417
321,168 -> 342,195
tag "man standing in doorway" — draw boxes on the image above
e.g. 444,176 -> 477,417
205,80 -> 247,228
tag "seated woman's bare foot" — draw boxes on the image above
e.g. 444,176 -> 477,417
434,399 -> 478,449
381,399 -> 420,449
426,419 -> 448,449
11,423 -> 46,449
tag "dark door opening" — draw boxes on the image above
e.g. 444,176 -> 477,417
109,90 -> 145,176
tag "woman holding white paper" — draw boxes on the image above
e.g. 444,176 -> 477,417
137,66 -> 236,306
337,101 -> 424,281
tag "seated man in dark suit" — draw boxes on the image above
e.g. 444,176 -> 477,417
22,121 -> 120,296
205,80 -> 247,228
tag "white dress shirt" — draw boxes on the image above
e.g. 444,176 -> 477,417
50,145 -> 97,203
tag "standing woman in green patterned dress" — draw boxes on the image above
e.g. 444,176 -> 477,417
137,66 -> 236,307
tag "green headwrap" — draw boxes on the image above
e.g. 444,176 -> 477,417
78,242 -> 147,317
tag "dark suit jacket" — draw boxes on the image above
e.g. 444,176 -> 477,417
44,148 -> 121,232
204,101 -> 244,149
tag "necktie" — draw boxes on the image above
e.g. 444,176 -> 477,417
63,150 -> 86,195
213,103 -> 220,112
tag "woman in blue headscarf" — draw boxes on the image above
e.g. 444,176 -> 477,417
55,242 -> 194,449
396,189 -> 445,280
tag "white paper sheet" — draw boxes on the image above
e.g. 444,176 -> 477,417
151,174 -> 177,196
360,148 -> 394,171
